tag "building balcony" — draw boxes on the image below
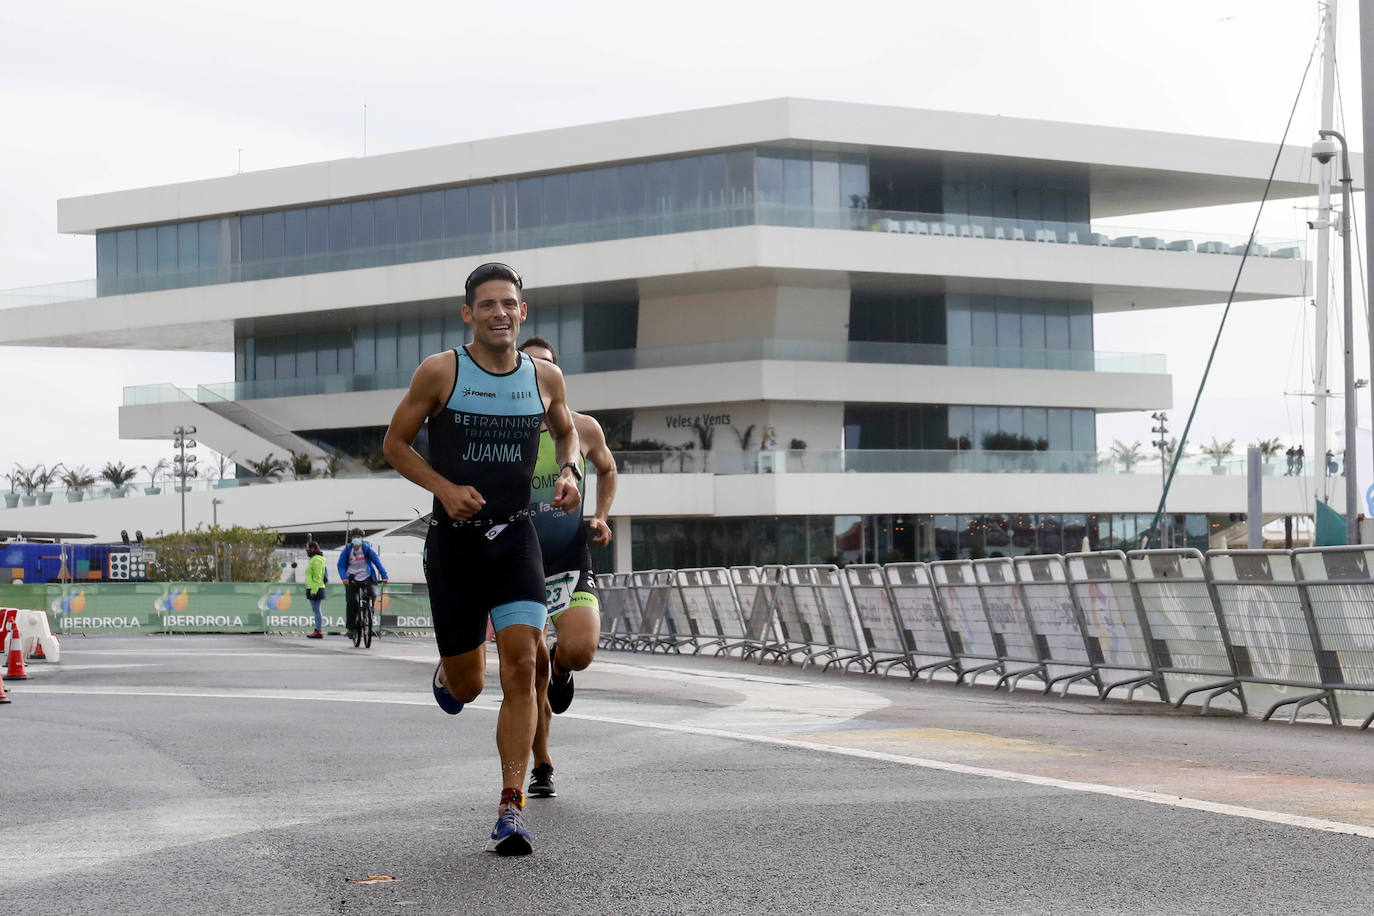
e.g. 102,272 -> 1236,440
122,341 -> 1164,407
78,205 -> 1304,300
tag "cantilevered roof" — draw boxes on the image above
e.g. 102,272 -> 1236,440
57,98 -> 1346,233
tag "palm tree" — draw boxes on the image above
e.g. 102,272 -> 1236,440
246,453 -> 289,481
142,458 -> 170,494
101,461 -> 137,497
1251,437 -> 1283,471
1200,437 -> 1236,473
1110,439 -> 1145,472
60,465 -> 97,502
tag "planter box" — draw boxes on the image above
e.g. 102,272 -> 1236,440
37,493 -> 53,505
3,494 -> 17,508
20,496 -> 36,506
145,487 -> 161,495
68,491 -> 85,503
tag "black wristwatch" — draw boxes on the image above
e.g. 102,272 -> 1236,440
560,461 -> 582,482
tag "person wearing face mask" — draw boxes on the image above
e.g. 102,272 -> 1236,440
304,541 -> 328,639
337,528 -> 388,642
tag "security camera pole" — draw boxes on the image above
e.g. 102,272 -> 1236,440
1314,129 -> 1358,544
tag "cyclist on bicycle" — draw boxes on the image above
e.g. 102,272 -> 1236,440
337,528 -> 389,641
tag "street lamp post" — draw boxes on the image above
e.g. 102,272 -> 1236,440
1150,412 -> 1170,547
172,426 -> 198,534
1315,130 -> 1359,543
345,509 -> 354,543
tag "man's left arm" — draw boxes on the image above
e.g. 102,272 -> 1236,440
537,360 -> 581,512
577,414 -> 618,546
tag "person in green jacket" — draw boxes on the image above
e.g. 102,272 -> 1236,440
305,541 -> 328,639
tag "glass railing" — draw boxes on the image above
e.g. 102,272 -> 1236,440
1,450 -> 1318,512
126,341 -> 1165,407
65,203 -> 1305,300
0,279 -> 97,310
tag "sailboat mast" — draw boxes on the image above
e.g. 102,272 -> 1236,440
1313,0 -> 1338,508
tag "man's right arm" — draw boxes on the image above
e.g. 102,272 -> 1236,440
383,353 -> 487,521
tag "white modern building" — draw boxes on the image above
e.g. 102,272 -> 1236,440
0,98 -> 1331,569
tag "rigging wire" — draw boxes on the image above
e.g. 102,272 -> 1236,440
1147,24 -> 1322,543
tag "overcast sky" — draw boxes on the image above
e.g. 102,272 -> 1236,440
0,0 -> 1365,479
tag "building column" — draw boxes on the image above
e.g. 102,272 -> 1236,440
613,516 -> 632,572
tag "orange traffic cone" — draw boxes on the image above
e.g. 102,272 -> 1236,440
30,637 -> 45,660
3,621 -> 29,680
0,673 -> 9,703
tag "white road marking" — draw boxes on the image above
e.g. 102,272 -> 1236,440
18,684 -> 1374,840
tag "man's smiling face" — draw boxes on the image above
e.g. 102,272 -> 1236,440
462,279 -> 526,350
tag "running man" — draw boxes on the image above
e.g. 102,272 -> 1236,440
517,337 -> 619,799
382,262 -> 580,856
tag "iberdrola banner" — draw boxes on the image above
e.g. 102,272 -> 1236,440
42,582 -> 433,634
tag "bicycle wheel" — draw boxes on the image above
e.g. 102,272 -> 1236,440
363,602 -> 374,648
350,600 -> 362,647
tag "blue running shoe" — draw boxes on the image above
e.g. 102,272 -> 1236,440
432,662 -> 463,715
485,805 -> 533,856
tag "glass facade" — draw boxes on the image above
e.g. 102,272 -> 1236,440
630,512 -> 1208,569
233,296 -> 637,389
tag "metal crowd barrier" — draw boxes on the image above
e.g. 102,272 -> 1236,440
592,550 -> 1374,730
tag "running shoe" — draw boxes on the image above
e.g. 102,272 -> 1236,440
432,662 -> 463,715
485,805 -> 533,856
548,647 -> 575,715
527,763 -> 556,798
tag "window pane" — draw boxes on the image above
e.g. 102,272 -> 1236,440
618,163 -> 645,235
1044,301 -> 1070,351
327,201 -> 348,256
421,316 -> 443,357
276,335 -> 296,378
198,219 -> 219,276
727,150 -> 754,224
1069,303 -> 1093,352
444,187 -> 468,244
468,184 -> 492,242
255,335 -> 275,380
647,160 -> 673,230
593,167 -> 619,223
157,225 -> 178,279
354,321 -> 376,372
375,320 -> 398,371
420,190 -> 444,241
97,231 -> 116,293
1071,409 -> 1095,452
239,215 -> 261,277
305,207 -> 328,255
283,209 -> 305,266
812,153 -> 840,212
757,155 -> 784,205
840,155 -> 868,209
970,296 -> 997,352
1048,408 -> 1071,451
396,194 -> 420,260
672,156 -> 700,229
373,197 -> 396,263
1023,408 -> 1048,447
568,171 -> 593,240
177,223 -> 197,271
398,318 -> 420,372
262,211 -> 284,277
297,334 -> 318,377
137,226 -> 157,276
783,156 -> 811,210
117,229 -> 137,280
318,333 -> 338,375
351,200 -> 374,251
974,406 -> 999,450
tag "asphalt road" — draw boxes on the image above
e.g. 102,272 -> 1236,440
3,633 -> 1372,915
